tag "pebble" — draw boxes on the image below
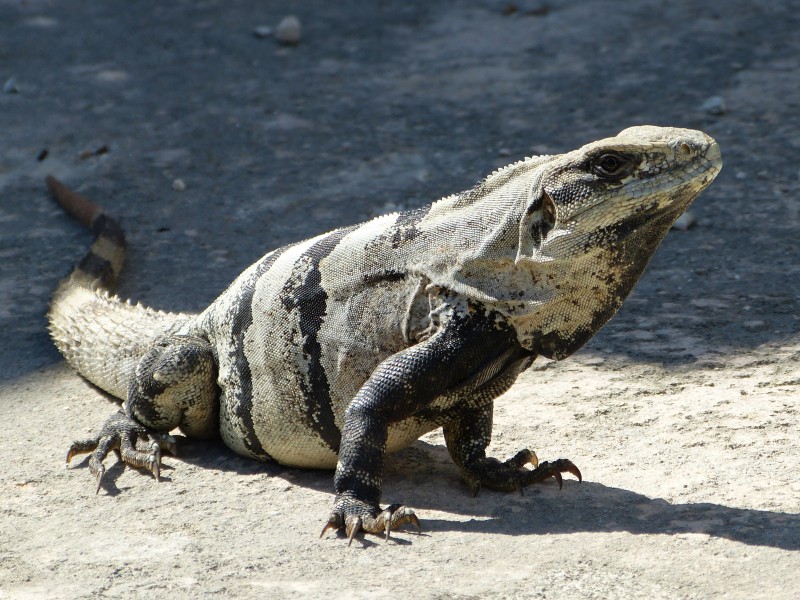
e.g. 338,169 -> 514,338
172,178 -> 187,191
581,356 -> 605,366
3,77 -> 19,94
253,25 -> 272,39
275,15 -> 301,45
743,320 -> 769,332
700,95 -> 726,115
671,211 -> 696,231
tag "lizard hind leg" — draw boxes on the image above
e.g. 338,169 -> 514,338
67,334 -> 220,493
126,334 -> 220,440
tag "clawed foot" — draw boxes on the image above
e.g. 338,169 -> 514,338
66,410 -> 177,494
463,449 -> 582,496
523,456 -> 582,491
320,500 -> 421,546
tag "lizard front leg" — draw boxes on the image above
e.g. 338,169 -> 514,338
444,402 -> 581,497
320,336 -> 449,544
320,309 -> 534,544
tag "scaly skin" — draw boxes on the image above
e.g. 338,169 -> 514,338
47,126 -> 721,544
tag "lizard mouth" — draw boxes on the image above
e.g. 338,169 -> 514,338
624,140 -> 723,222
705,140 -> 722,165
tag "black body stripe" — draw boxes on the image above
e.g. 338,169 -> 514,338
73,215 -> 126,287
91,214 -> 126,247
360,269 -> 407,286
77,252 -> 112,282
230,246 -> 290,459
281,227 -> 357,453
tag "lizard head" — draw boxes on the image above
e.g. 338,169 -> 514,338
452,126 -> 722,358
516,126 -> 722,265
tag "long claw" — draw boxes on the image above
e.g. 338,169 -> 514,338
94,464 -> 105,495
406,511 -> 422,535
320,513 -> 342,539
470,480 -> 481,498
66,439 -> 98,466
507,449 -> 539,469
347,517 -> 362,547
389,506 -> 421,534
149,442 -> 161,482
378,507 -> 394,542
139,434 -> 178,457
553,469 -> 563,489
548,459 -> 582,484
529,451 -> 539,469
163,439 -> 178,457
384,512 -> 392,542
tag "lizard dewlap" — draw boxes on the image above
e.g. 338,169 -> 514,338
46,126 -> 722,543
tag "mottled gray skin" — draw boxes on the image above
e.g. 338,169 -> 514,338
48,126 -> 721,542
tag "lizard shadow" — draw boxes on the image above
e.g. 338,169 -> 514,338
415,483 -> 800,551
394,445 -> 800,551
173,437 -> 799,551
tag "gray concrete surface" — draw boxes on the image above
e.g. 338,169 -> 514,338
1,1 -> 798,598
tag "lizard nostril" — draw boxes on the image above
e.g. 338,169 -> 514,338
678,142 -> 693,156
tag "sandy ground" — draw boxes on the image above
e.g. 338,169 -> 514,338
1,1 -> 798,598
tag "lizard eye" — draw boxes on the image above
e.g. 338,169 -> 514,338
590,152 -> 636,179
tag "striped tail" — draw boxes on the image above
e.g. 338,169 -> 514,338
46,177 -> 192,400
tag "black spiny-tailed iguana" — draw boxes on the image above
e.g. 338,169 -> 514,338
47,126 -> 721,544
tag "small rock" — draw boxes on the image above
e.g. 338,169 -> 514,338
79,144 -> 109,160
172,178 -> 187,191
629,330 -> 657,341
497,147 -> 512,157
582,356 -> 605,366
671,211 -> 696,231
743,320 -> 769,332
3,77 -> 19,94
275,15 -> 301,45
700,95 -> 726,116
253,25 -> 272,39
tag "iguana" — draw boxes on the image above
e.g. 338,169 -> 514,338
47,125 -> 721,544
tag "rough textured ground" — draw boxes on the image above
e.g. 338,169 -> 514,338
1,1 -> 799,598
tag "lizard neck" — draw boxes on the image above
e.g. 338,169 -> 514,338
445,208 -> 678,359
